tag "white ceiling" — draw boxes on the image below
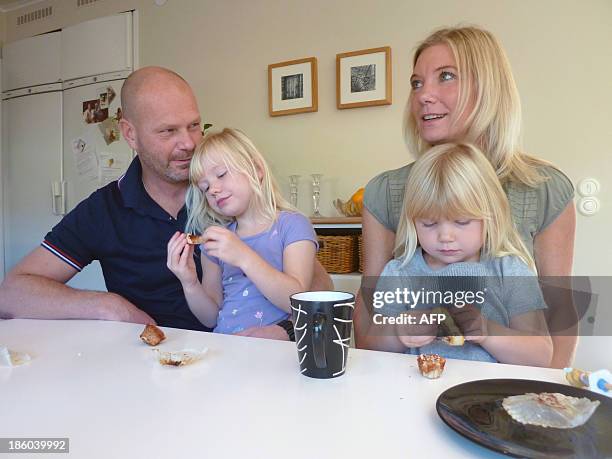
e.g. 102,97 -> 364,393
0,0 -> 46,13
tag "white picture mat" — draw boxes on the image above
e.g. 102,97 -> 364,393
271,62 -> 313,111
339,51 -> 387,104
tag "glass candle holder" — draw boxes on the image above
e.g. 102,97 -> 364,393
311,173 -> 323,217
289,174 -> 300,207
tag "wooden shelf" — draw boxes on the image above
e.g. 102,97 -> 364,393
310,217 -> 362,224
310,217 -> 362,229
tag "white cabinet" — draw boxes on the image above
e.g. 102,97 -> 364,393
2,31 -> 61,91
61,12 -> 132,81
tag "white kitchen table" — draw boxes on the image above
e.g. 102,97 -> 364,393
0,319 -> 566,458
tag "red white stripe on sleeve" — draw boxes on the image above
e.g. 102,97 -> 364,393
41,240 -> 84,272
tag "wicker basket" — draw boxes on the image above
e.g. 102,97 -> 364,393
358,234 -> 364,273
317,235 -> 357,273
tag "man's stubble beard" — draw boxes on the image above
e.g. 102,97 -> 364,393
138,150 -> 190,185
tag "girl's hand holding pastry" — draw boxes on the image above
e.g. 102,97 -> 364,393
202,226 -> 253,268
395,311 -> 438,348
166,232 -> 198,287
449,303 -> 488,344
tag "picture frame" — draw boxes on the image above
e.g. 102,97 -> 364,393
268,57 -> 318,116
336,46 -> 392,109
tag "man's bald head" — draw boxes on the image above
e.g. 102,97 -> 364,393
120,66 -> 192,123
118,66 -> 202,186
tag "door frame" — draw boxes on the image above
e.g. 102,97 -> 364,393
0,55 -> 5,280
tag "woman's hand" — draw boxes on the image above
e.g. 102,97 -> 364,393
166,232 -> 198,287
202,226 -> 253,268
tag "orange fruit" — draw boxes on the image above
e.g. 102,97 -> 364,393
350,187 -> 364,206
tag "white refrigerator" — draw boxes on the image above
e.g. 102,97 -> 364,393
61,71 -> 134,290
2,12 -> 134,290
2,84 -> 64,275
2,31 -> 64,279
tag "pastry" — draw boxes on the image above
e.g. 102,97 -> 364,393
186,233 -> 205,245
0,345 -> 31,366
431,307 -> 465,346
153,348 -> 208,366
417,353 -> 446,379
503,392 -> 600,428
140,324 -> 166,346
442,335 -> 466,346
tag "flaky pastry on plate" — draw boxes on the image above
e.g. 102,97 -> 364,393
503,392 -> 600,428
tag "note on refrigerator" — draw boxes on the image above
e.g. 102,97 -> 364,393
71,135 -> 98,183
98,150 -> 130,186
99,117 -> 120,145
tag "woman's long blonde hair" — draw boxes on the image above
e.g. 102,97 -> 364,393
185,128 -> 293,234
405,25 -> 550,187
395,143 -> 536,272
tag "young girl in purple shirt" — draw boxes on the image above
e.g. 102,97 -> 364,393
167,128 -> 317,335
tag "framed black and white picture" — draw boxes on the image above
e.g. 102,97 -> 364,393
268,57 -> 318,116
336,46 -> 391,109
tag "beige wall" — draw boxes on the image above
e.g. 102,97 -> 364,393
4,0 -> 612,277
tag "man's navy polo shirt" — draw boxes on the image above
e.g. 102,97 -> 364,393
43,157 -> 210,331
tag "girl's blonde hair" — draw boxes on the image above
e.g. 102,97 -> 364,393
406,25 -> 550,187
395,143 -> 536,272
185,128 -> 293,234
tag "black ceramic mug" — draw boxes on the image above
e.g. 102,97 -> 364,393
289,291 -> 355,379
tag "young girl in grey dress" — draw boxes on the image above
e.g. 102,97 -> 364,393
375,143 -> 552,366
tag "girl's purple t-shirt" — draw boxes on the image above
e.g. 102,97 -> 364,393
203,211 -> 318,334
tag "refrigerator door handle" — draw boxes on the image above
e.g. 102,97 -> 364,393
51,181 -> 67,216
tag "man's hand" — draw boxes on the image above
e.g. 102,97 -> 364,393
101,293 -> 156,325
234,324 -> 290,341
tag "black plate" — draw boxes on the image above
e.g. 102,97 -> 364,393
436,379 -> 612,458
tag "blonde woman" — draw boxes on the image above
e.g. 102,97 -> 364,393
375,143 -> 552,366
167,128 -> 318,335
356,26 -> 576,367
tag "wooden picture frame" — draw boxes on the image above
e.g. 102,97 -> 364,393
268,57 -> 318,116
336,46 -> 392,109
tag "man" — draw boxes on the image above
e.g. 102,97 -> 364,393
0,66 -> 331,339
